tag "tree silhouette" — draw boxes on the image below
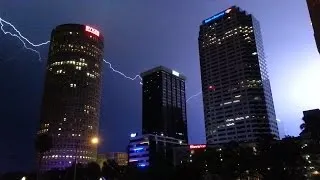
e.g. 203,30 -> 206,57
300,110 -> 320,142
102,159 -> 121,180
86,162 -> 101,180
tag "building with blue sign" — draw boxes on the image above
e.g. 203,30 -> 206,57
127,134 -> 185,168
198,6 -> 279,145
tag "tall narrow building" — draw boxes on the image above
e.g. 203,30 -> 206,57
38,24 -> 104,171
141,66 -> 188,142
198,6 -> 279,145
306,0 -> 320,53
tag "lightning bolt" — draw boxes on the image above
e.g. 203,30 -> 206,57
0,17 -> 142,84
186,91 -> 202,102
0,17 -> 50,61
0,17 -> 202,100
103,59 -> 142,84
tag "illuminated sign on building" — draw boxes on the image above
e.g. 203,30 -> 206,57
225,8 -> 232,14
189,144 -> 207,149
85,25 -> 100,37
203,8 -> 232,24
204,12 -> 225,24
172,70 -> 180,77
130,133 -> 137,138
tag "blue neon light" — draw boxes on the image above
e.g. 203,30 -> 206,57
138,164 -> 147,167
133,147 -> 144,151
204,12 -> 226,24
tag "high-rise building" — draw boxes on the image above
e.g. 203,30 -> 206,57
37,24 -> 104,171
198,6 -> 279,145
141,66 -> 188,142
306,0 -> 320,53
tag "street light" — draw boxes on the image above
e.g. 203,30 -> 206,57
21,177 -> 26,180
91,137 -> 99,145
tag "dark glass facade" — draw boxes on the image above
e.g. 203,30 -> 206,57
307,0 -> 320,53
199,7 -> 279,145
141,66 -> 188,142
38,24 -> 104,171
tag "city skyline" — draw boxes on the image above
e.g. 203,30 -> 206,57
0,0 -> 319,172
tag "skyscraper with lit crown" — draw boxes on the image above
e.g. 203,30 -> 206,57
198,6 -> 279,145
37,24 -> 104,171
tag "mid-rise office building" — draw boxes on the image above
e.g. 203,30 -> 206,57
198,6 -> 279,145
141,66 -> 188,142
301,109 -> 320,138
37,24 -> 104,171
303,109 -> 320,119
128,133 -> 186,168
306,0 -> 320,53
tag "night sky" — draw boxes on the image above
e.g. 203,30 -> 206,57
0,0 -> 319,172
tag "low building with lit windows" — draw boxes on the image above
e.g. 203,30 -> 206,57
97,152 -> 128,167
127,133 -> 186,168
106,152 -> 128,166
37,24 -> 104,171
